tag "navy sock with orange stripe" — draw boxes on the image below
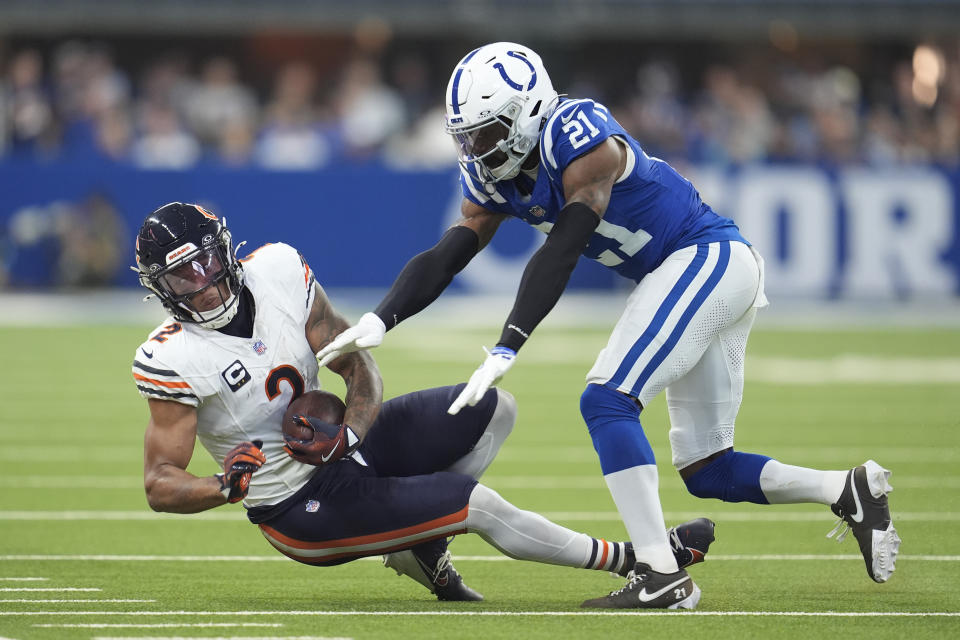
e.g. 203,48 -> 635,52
584,539 -> 633,576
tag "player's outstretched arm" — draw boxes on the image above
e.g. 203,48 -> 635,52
143,399 -> 263,513
315,201 -> 504,367
305,282 -> 383,441
449,140 -> 624,414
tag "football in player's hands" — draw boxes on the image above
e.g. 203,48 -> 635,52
282,390 -> 346,441
281,391 -> 359,465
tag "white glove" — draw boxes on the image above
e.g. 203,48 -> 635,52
448,346 -> 516,415
316,312 -> 387,367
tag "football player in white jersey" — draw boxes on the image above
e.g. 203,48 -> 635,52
132,202 -> 716,603
316,43 -> 900,608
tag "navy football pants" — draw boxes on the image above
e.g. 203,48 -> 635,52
248,384 -> 497,565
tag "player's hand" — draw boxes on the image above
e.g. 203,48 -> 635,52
218,440 -> 266,503
283,416 -> 360,466
315,312 -> 386,368
448,346 -> 516,415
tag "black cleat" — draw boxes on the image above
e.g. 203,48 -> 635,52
828,460 -> 901,583
613,518 -> 715,578
383,538 -> 483,601
582,562 -> 700,609
669,518 -> 716,569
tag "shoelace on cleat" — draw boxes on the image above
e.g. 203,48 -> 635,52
826,517 -> 850,543
668,527 -> 682,552
435,550 -> 452,574
607,571 -> 646,597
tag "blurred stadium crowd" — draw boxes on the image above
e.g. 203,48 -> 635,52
1,32 -> 957,170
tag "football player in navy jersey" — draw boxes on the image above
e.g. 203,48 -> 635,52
316,43 -> 900,607
132,201 -> 715,605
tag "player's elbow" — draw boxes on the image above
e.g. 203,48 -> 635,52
144,471 -> 175,512
145,487 -> 167,512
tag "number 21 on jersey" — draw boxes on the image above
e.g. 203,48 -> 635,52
562,111 -> 601,149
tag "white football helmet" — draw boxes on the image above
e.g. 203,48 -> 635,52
445,42 -> 558,184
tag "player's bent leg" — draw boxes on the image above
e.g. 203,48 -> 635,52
447,388 -> 516,480
253,464 -> 484,600
380,387 -> 514,599
580,383 -> 678,574
358,384 -> 499,478
680,449 -> 771,504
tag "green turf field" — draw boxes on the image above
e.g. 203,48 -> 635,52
1,323 -> 958,639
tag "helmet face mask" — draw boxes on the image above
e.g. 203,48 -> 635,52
445,43 -> 558,185
135,203 -> 244,329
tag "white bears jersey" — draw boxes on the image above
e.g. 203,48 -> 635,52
132,243 -> 320,507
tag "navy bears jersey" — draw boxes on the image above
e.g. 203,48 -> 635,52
131,243 -> 321,507
459,98 -> 746,283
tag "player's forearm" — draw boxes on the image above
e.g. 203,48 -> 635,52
335,350 -> 383,440
374,226 -> 479,329
498,202 -> 600,351
144,464 -> 227,513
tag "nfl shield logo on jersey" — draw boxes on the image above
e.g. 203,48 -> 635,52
305,500 -> 320,513
529,205 -> 546,217
252,340 -> 267,355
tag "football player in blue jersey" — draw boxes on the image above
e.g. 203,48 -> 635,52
316,43 -> 901,608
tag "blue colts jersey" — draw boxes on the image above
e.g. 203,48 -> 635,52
459,98 -> 747,283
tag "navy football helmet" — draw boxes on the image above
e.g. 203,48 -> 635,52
134,202 -> 244,329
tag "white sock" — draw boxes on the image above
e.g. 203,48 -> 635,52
447,389 -> 516,480
759,460 -> 848,505
465,485 -> 631,574
604,465 -> 678,573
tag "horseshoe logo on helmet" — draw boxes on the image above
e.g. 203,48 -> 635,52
493,51 -> 537,91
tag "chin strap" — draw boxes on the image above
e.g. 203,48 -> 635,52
193,290 -> 240,329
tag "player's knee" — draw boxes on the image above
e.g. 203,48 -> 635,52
466,484 -> 508,529
580,383 -> 639,435
492,388 -> 517,436
682,450 -> 770,503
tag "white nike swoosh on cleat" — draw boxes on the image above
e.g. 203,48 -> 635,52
636,576 -> 690,603
849,472 -> 865,523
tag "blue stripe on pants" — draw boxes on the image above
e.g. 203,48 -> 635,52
608,244 -> 710,390
629,241 -> 731,397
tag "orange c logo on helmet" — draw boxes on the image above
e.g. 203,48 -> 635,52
194,205 -> 219,220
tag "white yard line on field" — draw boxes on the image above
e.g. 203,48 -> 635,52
1,598 -> 155,603
88,637 -> 347,640
5,610 -> 959,618
87,636 -> 353,640
0,587 -> 102,592
0,577 -> 47,580
85,637 -> 348,640
87,637 -> 346,640
33,623 -> 284,629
